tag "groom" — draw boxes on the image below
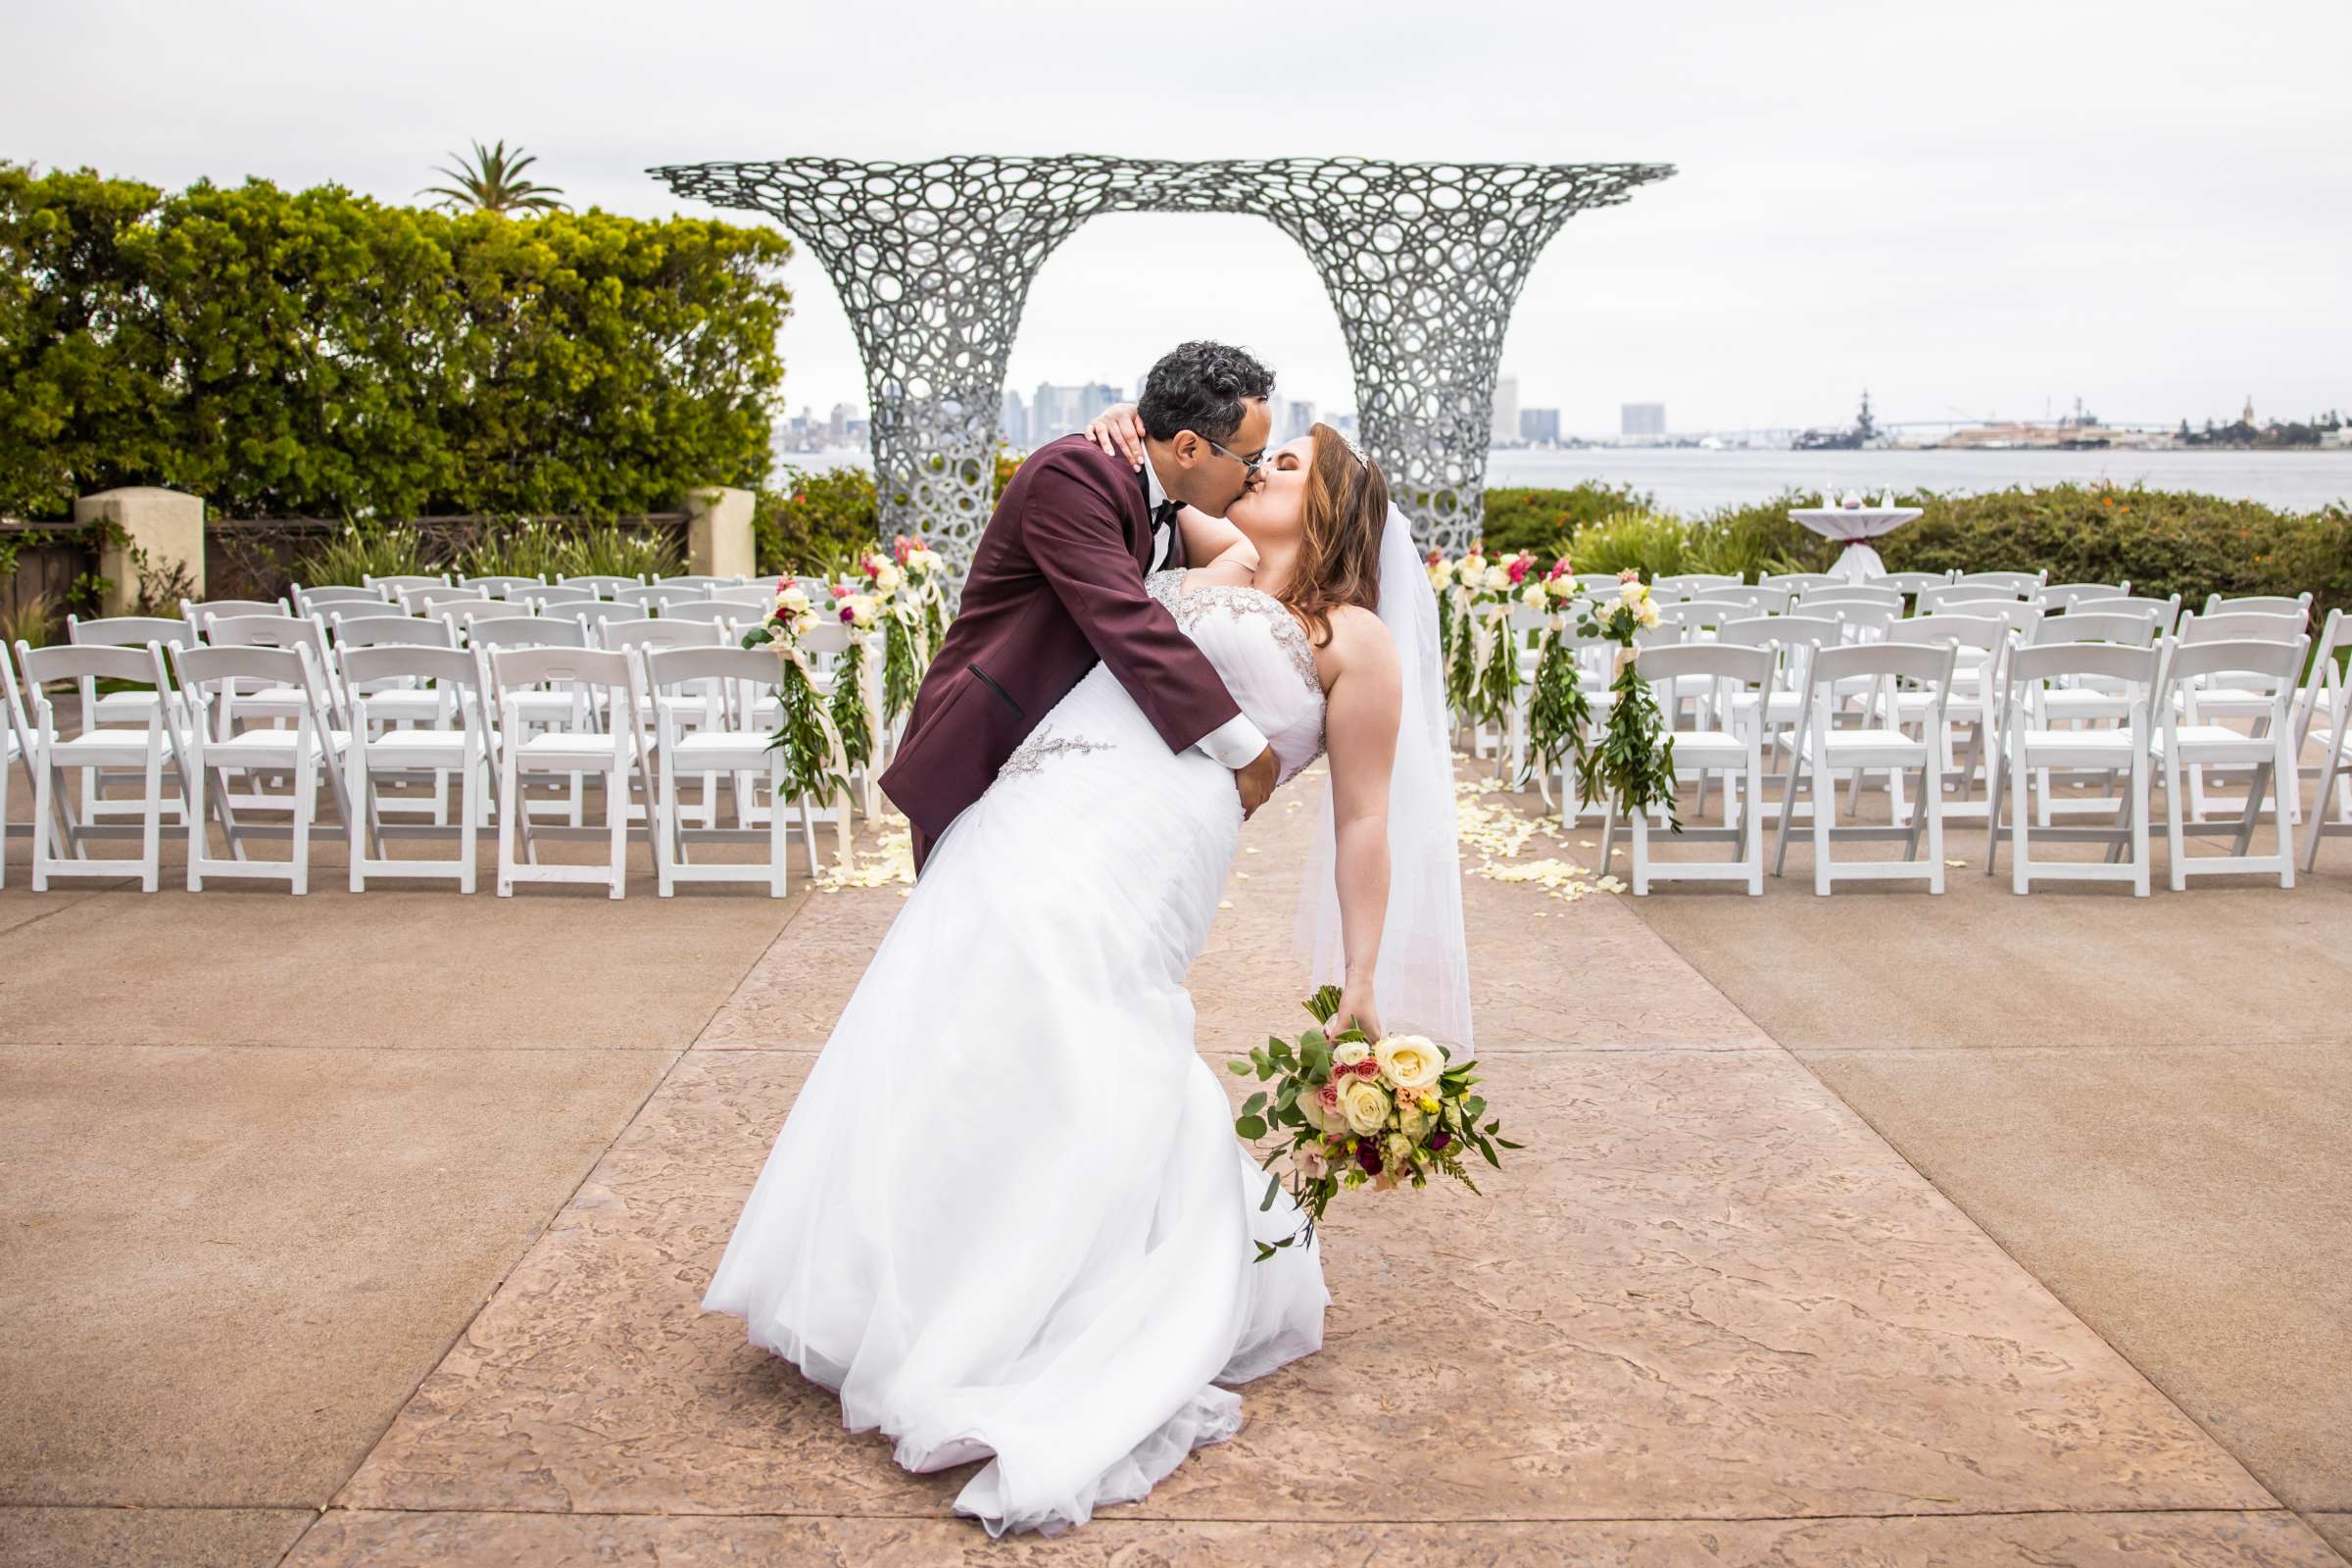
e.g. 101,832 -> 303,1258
881,341 -> 1281,871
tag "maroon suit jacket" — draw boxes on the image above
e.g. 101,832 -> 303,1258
879,435 -> 1244,868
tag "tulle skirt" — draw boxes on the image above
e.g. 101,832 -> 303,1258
703,667 -> 1328,1536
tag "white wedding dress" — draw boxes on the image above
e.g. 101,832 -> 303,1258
705,569 -> 1331,1537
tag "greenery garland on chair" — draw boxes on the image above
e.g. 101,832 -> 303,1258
1574,576 -> 1681,832
1515,558 -> 1594,792
745,584 -> 851,813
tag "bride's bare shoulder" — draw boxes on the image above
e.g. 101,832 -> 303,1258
1313,603 -> 1398,685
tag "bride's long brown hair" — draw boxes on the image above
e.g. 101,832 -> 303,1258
1275,423 -> 1389,647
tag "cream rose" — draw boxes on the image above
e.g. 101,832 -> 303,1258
872,563 -> 903,593
1337,1077 -> 1391,1137
1331,1039 -> 1370,1069
1519,582 -> 1547,610
1375,1034 -> 1445,1093
775,586 -> 811,615
1395,1099 -> 1431,1141
1482,564 -> 1512,593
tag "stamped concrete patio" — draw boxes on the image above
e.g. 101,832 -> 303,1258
1,768 -> 2345,1565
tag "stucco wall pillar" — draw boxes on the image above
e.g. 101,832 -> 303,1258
76,486 -> 204,616
684,486 -> 756,579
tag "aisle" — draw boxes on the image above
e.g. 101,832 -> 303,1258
281,783 -> 2337,1565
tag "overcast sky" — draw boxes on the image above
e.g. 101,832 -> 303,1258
6,0 -> 2346,436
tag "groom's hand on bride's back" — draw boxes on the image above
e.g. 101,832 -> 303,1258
1236,744 -> 1278,819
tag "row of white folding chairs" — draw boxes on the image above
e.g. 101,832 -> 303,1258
1604,612 -> 2344,898
1,629 -> 863,899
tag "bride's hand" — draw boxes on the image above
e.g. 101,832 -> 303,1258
1085,404 -> 1146,468
1332,985 -> 1382,1045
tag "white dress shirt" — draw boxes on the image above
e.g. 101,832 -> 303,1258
1140,451 -> 1269,771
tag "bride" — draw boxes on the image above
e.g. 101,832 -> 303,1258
704,412 -> 1471,1537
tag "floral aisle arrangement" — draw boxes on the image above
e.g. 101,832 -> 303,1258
858,535 -> 948,728
822,583 -> 882,776
1515,555 -> 1592,793
744,580 -> 852,816
1435,546 -> 1481,724
1573,570 -> 1679,830
1227,987 -> 1516,1261
1472,549 -> 1539,739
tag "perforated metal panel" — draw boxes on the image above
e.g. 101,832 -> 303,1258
652,156 -> 1673,573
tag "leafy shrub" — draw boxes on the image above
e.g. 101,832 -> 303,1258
757,465 -> 879,575
1479,480 -> 1651,557
1560,510 -> 1693,578
1,162 -> 791,520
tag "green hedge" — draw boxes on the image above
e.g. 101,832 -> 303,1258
1,163 -> 791,520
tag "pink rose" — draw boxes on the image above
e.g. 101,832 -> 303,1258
1505,555 -> 1531,584
1618,567 -> 1641,583
1296,1144 -> 1329,1180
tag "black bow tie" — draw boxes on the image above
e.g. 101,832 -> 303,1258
1151,498 -> 1182,531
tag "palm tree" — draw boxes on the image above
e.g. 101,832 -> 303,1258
420,139 -> 567,215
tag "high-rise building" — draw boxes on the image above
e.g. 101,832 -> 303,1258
1030,382 -> 1124,441
1621,403 -> 1666,438
1519,408 -> 1560,446
1278,398 -> 1319,442
1000,388 -> 1029,450
1491,376 -> 1520,446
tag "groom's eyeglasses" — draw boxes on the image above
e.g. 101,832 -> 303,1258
1201,436 -> 1268,480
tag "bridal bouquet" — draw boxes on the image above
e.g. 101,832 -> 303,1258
1228,987 -> 1516,1261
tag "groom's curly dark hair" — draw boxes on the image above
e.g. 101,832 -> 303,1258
1137,341 -> 1275,444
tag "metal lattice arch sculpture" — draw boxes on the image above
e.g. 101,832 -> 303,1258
651,156 -> 1674,571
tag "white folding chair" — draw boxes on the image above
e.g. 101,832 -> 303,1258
458,574 -> 547,600
291,584 -> 388,616
1760,572 -> 1845,593
468,614 -> 594,826
2151,636 -> 2309,890
365,573 -> 449,599
642,647 -> 796,897
63,613 -> 200,824
1985,641 -> 2159,896
707,587 -> 775,612
1886,613 -> 2012,821
613,584 -> 710,612
2021,612 -> 2164,828
661,600 -> 756,632
1773,641 -> 1957,894
401,587 -> 501,619
600,618 -> 729,826
2036,581 -> 2131,611
2204,592 -> 2311,619
515,585 -> 602,612
489,646 -> 655,899
1873,570 -> 1955,597
10,641 -> 181,891
1917,582 -> 2025,614
168,642 -> 353,894
2172,610 -> 2309,821
0,645 -> 25,889
1621,643 -> 1771,896
1718,615 -> 1839,826
1955,569 -> 2047,594
345,645 -> 493,892
2069,594 -> 2181,630
1795,584 -> 1903,614
557,574 -> 647,597
657,574 -> 747,591
2298,611 -> 2351,871
181,597 -> 289,635
311,599 -> 412,627
1655,573 -> 1742,595
334,613 -> 467,823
